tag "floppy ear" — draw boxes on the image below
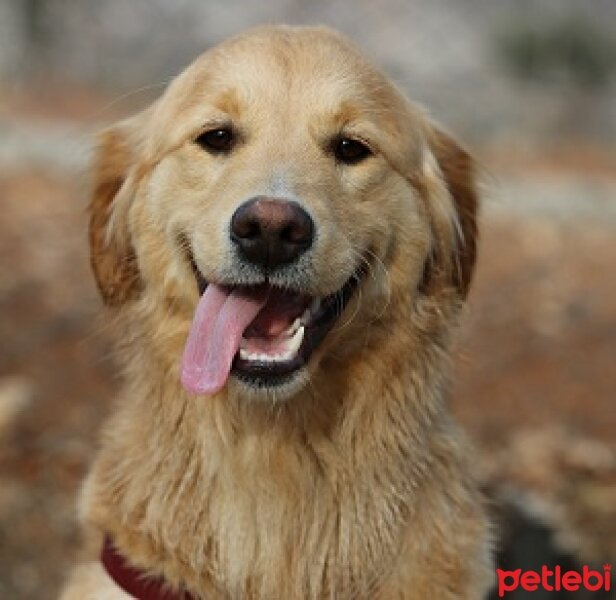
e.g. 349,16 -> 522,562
89,119 -> 144,306
423,126 -> 479,299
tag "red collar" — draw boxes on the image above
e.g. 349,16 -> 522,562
101,535 -> 196,600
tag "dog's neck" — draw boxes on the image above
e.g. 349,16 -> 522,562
86,295 -> 457,598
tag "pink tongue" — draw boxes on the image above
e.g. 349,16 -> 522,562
181,284 -> 268,395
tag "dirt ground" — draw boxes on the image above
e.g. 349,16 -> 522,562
0,92 -> 615,598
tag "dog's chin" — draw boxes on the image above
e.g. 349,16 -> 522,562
228,367 -> 311,402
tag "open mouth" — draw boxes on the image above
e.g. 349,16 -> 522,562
181,257 -> 364,395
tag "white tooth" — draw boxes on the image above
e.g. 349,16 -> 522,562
238,326 -> 305,365
240,349 -> 260,361
301,308 -> 311,324
285,324 -> 305,357
281,318 -> 300,336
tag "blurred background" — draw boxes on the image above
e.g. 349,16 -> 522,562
0,1 -> 614,598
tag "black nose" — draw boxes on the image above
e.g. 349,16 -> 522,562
230,197 -> 314,269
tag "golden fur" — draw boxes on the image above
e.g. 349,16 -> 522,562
62,25 -> 493,599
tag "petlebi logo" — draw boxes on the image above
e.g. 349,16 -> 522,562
496,564 -> 611,597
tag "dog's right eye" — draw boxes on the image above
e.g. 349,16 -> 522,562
195,128 -> 234,154
333,137 -> 372,165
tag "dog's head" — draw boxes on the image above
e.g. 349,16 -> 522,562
90,26 -> 477,401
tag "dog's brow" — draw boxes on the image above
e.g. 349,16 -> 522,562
213,88 -> 242,120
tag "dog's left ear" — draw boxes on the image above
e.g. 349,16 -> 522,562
424,126 -> 478,299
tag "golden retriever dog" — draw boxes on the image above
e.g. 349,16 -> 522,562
62,25 -> 493,599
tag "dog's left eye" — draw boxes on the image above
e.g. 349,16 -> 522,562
195,128 -> 234,154
333,137 -> 372,165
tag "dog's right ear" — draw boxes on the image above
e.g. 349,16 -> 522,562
89,115 -> 148,306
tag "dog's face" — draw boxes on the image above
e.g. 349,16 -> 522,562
90,26 -> 477,401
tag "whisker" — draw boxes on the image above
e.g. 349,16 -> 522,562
94,80 -> 172,120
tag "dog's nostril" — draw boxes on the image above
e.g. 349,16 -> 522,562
233,217 -> 261,240
230,197 -> 314,269
281,223 -> 305,244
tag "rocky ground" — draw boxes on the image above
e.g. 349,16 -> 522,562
0,87 -> 614,599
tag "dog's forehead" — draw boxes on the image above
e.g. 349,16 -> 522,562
174,27 -> 397,119
201,26 -> 367,83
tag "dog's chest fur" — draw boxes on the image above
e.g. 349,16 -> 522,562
83,330 -> 452,599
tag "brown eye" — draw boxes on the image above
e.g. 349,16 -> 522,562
333,137 -> 371,165
195,128 -> 234,154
